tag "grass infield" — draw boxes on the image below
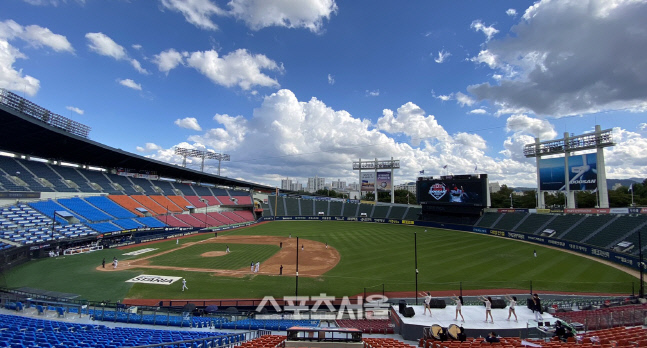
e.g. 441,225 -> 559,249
2,221 -> 638,301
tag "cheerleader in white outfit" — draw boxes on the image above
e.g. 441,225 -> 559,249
451,295 -> 465,322
506,295 -> 518,322
478,296 -> 494,323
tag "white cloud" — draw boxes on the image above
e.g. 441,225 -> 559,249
365,89 -> 379,97
130,59 -> 149,74
132,44 -> 142,50
188,114 -> 248,150
432,91 -> 452,101
174,117 -> 203,131
136,142 -> 163,153
468,0 -> 647,117
469,109 -> 487,114
470,20 -> 499,41
153,48 -> 185,74
455,92 -> 475,106
606,128 -> 647,172
505,114 -> 557,139
187,49 -> 281,90
327,73 -> 334,85
141,89 -> 539,187
228,0 -> 338,33
376,102 -> 449,146
433,49 -> 451,64
86,32 -> 147,74
639,123 -> 647,132
160,0 -> 225,30
118,78 -> 142,90
0,40 -> 40,96
506,8 -> 517,16
160,0 -> 337,32
0,20 -> 73,96
500,133 -> 535,162
0,20 -> 74,53
65,106 -> 84,115
470,50 -> 497,68
85,32 -> 127,60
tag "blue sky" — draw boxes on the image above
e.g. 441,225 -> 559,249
1,0 -> 646,188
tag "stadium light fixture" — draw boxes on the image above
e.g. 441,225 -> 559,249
174,147 -> 230,175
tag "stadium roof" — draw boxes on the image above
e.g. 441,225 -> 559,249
0,103 -> 275,191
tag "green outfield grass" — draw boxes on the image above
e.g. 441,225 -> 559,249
2,221 -> 639,301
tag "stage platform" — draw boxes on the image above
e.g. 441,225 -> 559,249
392,304 -> 556,341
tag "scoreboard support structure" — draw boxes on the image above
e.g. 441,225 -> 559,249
523,125 -> 614,209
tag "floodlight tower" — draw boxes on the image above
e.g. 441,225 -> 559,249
174,147 -> 230,175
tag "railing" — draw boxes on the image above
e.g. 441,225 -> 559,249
127,330 -> 267,348
0,88 -> 91,138
553,304 -> 647,331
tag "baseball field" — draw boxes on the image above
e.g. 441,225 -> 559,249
2,221 -> 639,302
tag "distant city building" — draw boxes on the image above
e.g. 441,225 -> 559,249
395,182 -> 416,194
489,182 -> 501,193
307,176 -> 326,192
290,182 -> 303,191
331,179 -> 346,190
347,182 -> 360,191
281,178 -> 292,190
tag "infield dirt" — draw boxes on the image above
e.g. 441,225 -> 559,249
96,235 -> 340,278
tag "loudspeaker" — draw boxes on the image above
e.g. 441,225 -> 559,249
491,299 -> 506,309
527,298 -> 534,309
429,299 -> 446,309
399,300 -> 407,314
403,307 -> 416,318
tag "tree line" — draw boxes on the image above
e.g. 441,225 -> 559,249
491,179 -> 647,208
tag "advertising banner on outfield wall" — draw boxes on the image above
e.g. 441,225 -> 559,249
539,153 -> 598,191
470,227 -> 639,269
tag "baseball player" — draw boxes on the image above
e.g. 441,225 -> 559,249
182,278 -> 188,291
255,261 -> 260,273
250,261 -> 254,272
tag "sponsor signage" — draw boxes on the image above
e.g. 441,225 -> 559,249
361,172 -> 375,192
497,209 -> 529,213
565,208 -> 610,214
361,172 -> 392,192
126,274 -> 182,285
539,153 -> 598,191
0,191 -> 41,199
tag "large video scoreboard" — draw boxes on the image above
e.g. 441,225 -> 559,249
417,174 -> 489,207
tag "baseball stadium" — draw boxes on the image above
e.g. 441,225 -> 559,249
0,87 -> 646,348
